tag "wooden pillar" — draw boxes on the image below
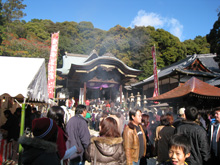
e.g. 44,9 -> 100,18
120,85 -> 122,107
84,82 -> 86,104
126,90 -> 128,110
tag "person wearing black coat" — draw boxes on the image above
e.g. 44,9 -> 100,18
18,118 -> 60,165
1,109 -> 20,141
175,106 -> 211,165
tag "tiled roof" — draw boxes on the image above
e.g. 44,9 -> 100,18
148,77 -> 220,101
206,77 -> 220,86
132,54 -> 220,87
57,53 -> 88,75
57,51 -> 141,75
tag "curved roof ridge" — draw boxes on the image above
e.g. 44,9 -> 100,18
79,55 -> 141,72
85,49 -> 99,62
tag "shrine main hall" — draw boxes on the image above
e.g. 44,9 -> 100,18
56,50 -> 142,104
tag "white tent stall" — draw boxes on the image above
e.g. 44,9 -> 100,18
0,56 -> 49,125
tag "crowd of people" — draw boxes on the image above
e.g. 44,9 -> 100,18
1,102 -> 220,165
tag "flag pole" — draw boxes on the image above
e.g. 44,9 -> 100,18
154,44 -> 160,95
18,98 -> 26,165
152,44 -> 160,97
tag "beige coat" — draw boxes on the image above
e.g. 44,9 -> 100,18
85,136 -> 126,165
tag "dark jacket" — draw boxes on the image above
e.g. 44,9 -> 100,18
18,136 -> 60,165
172,117 -> 185,128
208,121 -> 220,161
175,121 -> 211,165
65,114 -> 90,161
1,114 -> 19,141
123,122 -> 147,165
85,136 -> 126,165
158,160 -> 188,165
154,125 -> 175,163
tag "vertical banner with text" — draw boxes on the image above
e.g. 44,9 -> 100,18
48,32 -> 59,99
152,45 -> 159,97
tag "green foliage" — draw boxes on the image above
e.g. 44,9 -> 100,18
0,0 -> 4,44
0,32 -> 50,62
2,0 -> 26,22
153,29 -> 186,66
184,36 -> 210,55
25,19 -> 51,41
207,12 -> 220,55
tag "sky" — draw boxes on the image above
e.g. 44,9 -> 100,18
22,0 -> 220,41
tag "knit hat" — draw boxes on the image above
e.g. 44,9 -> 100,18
32,118 -> 58,140
178,108 -> 185,115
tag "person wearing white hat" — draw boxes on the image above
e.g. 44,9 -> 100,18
173,108 -> 186,128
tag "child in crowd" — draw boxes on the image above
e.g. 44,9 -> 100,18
159,134 -> 191,165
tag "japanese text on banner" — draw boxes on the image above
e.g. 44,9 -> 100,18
48,32 -> 59,99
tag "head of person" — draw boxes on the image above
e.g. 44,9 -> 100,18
166,113 -> 174,125
178,108 -> 186,119
160,115 -> 170,126
4,109 -> 12,118
141,114 -> 149,127
168,134 -> 191,165
99,117 -> 120,138
185,106 -> 198,121
14,107 -> 21,116
25,104 -> 32,117
32,118 -> 58,143
75,104 -> 87,117
47,106 -> 65,128
129,109 -> 142,126
214,106 -> 220,123
32,107 -> 37,113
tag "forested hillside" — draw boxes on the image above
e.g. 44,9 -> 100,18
0,0 -> 218,81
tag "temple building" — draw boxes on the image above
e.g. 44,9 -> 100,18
56,50 -> 142,105
131,54 -> 220,98
130,53 -> 220,111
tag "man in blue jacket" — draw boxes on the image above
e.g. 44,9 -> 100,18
66,104 -> 90,165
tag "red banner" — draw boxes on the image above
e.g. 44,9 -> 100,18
48,32 -> 59,98
152,46 -> 159,97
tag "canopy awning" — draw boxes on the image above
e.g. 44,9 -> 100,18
148,77 -> 220,101
0,56 -> 48,103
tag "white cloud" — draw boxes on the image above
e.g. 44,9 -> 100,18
130,10 -> 184,40
168,18 -> 183,40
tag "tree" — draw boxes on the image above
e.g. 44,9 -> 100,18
207,10 -> 220,55
153,28 -> 186,66
25,19 -> 50,41
2,0 -> 26,23
0,0 -> 5,44
0,32 -> 50,62
183,36 -> 210,55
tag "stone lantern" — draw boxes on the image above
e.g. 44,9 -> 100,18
130,93 -> 135,109
136,92 -> 141,108
143,95 -> 148,110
